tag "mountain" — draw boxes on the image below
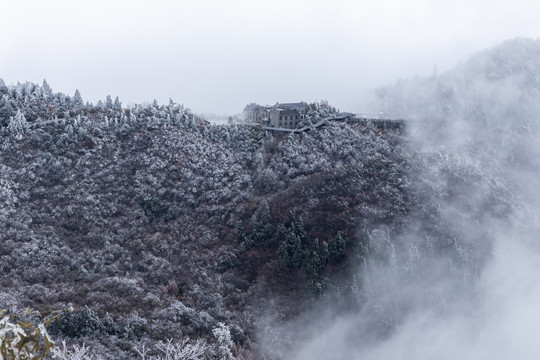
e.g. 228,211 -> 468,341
377,38 -> 540,135
0,82 -> 422,358
1,37 -> 538,359
284,38 -> 540,360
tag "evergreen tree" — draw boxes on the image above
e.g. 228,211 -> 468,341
328,231 -> 347,261
0,79 -> 7,95
0,95 -> 14,126
251,202 -> 274,245
114,96 -> 122,109
276,240 -> 291,272
53,93 -> 67,115
294,215 -> 307,246
321,240 -> 329,264
73,89 -> 84,108
105,95 -> 113,109
288,232 -> 303,268
260,201 -> 271,225
306,239 -> 323,278
102,313 -> 119,335
8,109 -> 28,134
212,323 -> 234,360
236,221 -> 246,243
42,79 -> 53,96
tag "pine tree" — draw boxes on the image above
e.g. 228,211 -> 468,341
114,96 -> 122,109
236,221 -> 246,243
105,95 -> 113,109
329,231 -> 347,261
306,239 -> 323,278
0,95 -> 14,126
212,323 -> 234,360
42,79 -> 53,97
8,109 -> 28,134
276,240 -> 291,272
294,215 -> 307,246
321,240 -> 329,264
288,232 -> 303,268
0,79 -> 7,95
73,89 -> 84,108
261,201 -> 270,224
251,202 -> 274,245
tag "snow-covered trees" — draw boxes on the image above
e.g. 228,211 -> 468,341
0,96 -> 15,126
0,79 -> 428,359
134,338 -> 209,360
73,90 -> 84,109
7,109 -> 28,135
212,323 -> 234,360
105,95 -> 113,109
113,96 -> 122,110
42,79 -> 53,97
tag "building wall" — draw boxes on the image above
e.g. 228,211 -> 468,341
270,109 -> 300,128
244,105 -> 268,124
247,102 -> 307,128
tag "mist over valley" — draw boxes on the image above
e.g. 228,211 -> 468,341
2,38 -> 540,359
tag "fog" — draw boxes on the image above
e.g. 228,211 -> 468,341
258,38 -> 540,359
3,0 -> 540,115
288,235 -> 540,360
5,3 -> 540,358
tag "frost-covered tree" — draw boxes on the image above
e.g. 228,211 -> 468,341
7,109 -> 28,135
0,79 -> 7,95
134,338 -> 208,360
0,95 -> 15,126
73,89 -> 84,109
328,231 -> 347,261
105,95 -> 113,109
212,323 -> 234,360
114,96 -> 122,110
250,202 -> 274,245
42,79 -> 53,97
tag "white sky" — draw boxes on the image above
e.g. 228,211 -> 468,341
2,0 -> 540,115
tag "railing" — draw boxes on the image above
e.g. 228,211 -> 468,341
261,114 -> 406,132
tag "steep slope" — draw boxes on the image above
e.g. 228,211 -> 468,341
275,38 -> 540,360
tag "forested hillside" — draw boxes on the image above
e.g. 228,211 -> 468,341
280,37 -> 540,360
0,81 -> 422,358
1,38 -> 534,359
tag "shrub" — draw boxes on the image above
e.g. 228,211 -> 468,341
0,309 -> 58,359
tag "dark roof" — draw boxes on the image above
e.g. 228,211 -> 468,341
273,102 -> 307,111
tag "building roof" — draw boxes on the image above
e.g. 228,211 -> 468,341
273,102 -> 308,112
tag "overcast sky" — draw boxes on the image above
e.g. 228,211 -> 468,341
2,0 -> 540,115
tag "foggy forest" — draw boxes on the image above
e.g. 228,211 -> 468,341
2,37 -> 540,359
